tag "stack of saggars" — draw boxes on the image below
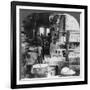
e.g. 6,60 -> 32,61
31,64 -> 48,78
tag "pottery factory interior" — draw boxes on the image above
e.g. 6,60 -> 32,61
20,13 -> 80,79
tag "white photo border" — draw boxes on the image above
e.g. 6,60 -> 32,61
16,5 -> 85,85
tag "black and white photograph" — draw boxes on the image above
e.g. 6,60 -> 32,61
20,10 -> 80,79
11,1 -> 87,89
